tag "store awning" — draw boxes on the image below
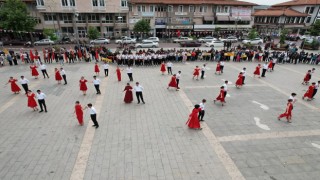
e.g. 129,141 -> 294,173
240,16 -> 251,21
229,16 -> 251,21
204,16 -> 214,21
216,15 -> 229,21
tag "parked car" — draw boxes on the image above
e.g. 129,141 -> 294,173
90,38 -> 110,45
57,37 -> 74,44
142,37 -> 159,43
34,39 -> 55,46
197,36 -> 217,43
135,40 -> 159,48
115,37 -> 137,44
180,41 -> 201,47
242,38 -> 263,45
173,37 -> 193,43
220,36 -> 238,42
286,34 -> 300,41
300,35 -> 311,40
1,39 -> 31,46
205,40 -> 224,47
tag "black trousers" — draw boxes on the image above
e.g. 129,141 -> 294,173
176,79 -> 180,88
312,89 -> 318,98
127,73 -> 133,81
167,67 -> 172,75
224,91 -> 227,98
198,110 -> 205,120
272,63 -> 275,70
21,84 -> 29,94
220,65 -> 224,73
94,85 -> 101,94
262,69 -> 267,77
62,75 -> 67,84
41,70 -> 49,78
201,71 -> 205,79
242,76 -> 245,84
104,69 -> 109,76
136,92 -> 145,103
38,99 -> 47,111
90,114 -> 99,127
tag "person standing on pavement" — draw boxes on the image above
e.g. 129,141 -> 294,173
134,82 -> 145,104
241,67 -> 246,84
289,93 -> 297,104
200,64 -> 207,79
36,89 -> 47,113
126,65 -> 133,81
74,101 -> 84,126
223,80 -> 228,98
19,76 -> 29,94
176,71 -> 181,89
103,62 -> 109,77
60,67 -> 67,85
198,99 -> 206,121
166,61 -> 173,75
278,99 -> 293,123
84,103 -> 99,128
92,76 -> 101,94
39,62 -> 49,78
312,80 -> 320,99
220,60 -> 225,73
261,62 -> 268,77
185,104 -> 202,130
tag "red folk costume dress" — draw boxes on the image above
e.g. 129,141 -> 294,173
168,76 -> 178,88
8,79 -> 21,93
235,74 -> 243,87
116,68 -> 121,81
27,93 -> 37,108
94,64 -> 100,73
253,66 -> 261,75
193,68 -> 200,76
185,108 -> 201,129
303,85 -> 314,99
278,102 -> 293,120
123,85 -> 133,103
75,104 -> 84,125
303,72 -> 311,83
216,89 -> 226,103
268,60 -> 273,70
79,79 -> 88,91
30,65 -> 39,77
55,70 -> 62,81
216,63 -> 221,73
160,63 -> 166,73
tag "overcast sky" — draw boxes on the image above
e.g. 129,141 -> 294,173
241,0 -> 291,5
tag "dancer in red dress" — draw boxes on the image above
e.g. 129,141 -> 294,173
116,66 -> 122,81
30,64 -> 39,79
185,104 -> 202,130
302,82 -> 315,101
79,76 -> 88,95
193,66 -> 200,80
215,61 -> 221,75
253,64 -> 261,78
123,83 -> 133,103
6,77 -> 21,94
214,86 -> 226,106
302,70 -> 312,85
267,60 -> 273,72
167,74 -> 178,91
160,61 -> 166,75
235,72 -> 243,88
74,101 -> 84,126
55,68 -> 62,84
26,90 -> 38,111
278,99 -> 293,123
94,63 -> 100,76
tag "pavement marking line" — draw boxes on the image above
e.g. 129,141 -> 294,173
254,117 -> 270,131
70,79 -> 107,180
277,65 -> 320,80
311,143 -> 320,149
184,84 -> 267,89
227,64 -> 319,111
178,89 -> 245,180
218,129 -> 320,142
252,100 -> 269,110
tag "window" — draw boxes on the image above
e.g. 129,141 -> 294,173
62,0 -> 68,6
60,13 -> 73,23
309,7 -> 315,14
224,6 -> 229,13
200,6 -> 207,13
306,16 -> 311,23
102,14 -> 113,23
155,6 -> 166,12
217,6 -> 222,13
178,5 -> 183,12
76,14 -> 86,23
36,0 -> 44,6
99,0 -> 105,6
150,5 -> 154,12
168,5 -> 173,12
43,13 -> 57,21
300,17 -> 305,23
117,16 -> 127,23
142,5 -> 146,12
137,5 -> 141,12
121,0 -> 127,7
88,14 -> 100,23
189,5 -> 194,13
305,7 -> 310,13
93,0 -> 104,7
296,17 -> 300,23
212,6 -> 216,13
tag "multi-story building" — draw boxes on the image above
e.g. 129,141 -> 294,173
253,0 -> 320,34
29,0 -> 129,38
129,0 -> 256,37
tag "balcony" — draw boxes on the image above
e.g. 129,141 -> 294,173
36,5 -> 46,11
167,12 -> 193,18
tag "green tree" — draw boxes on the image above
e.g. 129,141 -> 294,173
279,29 -> 288,44
133,19 -> 151,34
248,28 -> 258,40
87,26 -> 100,40
0,0 -> 37,32
43,29 -> 58,41
310,20 -> 320,36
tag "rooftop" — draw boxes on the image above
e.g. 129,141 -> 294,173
130,0 -> 257,6
253,8 -> 309,17
273,0 -> 320,6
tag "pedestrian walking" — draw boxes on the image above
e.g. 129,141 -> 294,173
84,103 -> 99,128
185,104 -> 202,130
134,82 -> 145,104
278,99 -> 293,123
36,89 -> 47,113
5,77 -> 21,94
74,101 -> 84,126
79,76 -> 88,95
19,76 -> 29,94
26,90 -> 38,111
39,62 -> 49,78
103,62 -> 109,77
126,65 -> 133,81
60,67 -> 67,85
198,99 -> 206,121
123,83 -> 133,103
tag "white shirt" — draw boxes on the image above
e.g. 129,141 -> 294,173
263,64 -> 268,69
167,62 -> 173,67
40,64 -> 47,70
201,66 -> 206,71
199,102 -> 205,111
134,85 -> 143,92
89,107 -> 97,114
19,78 -> 29,84
289,95 -> 297,103
103,64 -> 109,69
241,70 -> 246,76
60,69 -> 66,75
93,79 -> 101,85
126,67 -> 133,73
176,73 -> 181,79
36,92 -> 46,100
223,83 -> 228,91
220,61 -> 225,66
315,83 -> 319,90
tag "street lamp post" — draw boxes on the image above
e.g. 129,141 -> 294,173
73,10 -> 80,45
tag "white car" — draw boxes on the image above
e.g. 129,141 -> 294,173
205,40 -> 224,47
242,38 -> 263,45
301,35 -> 311,40
135,41 -> 159,48
143,37 -> 159,42
34,39 -> 55,46
173,37 -> 193,43
220,36 -> 238,42
197,36 -> 217,43
90,38 -> 110,44
115,37 -> 137,44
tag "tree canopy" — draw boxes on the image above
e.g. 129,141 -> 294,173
248,28 -> 258,40
279,29 -> 288,44
87,27 -> 100,40
43,29 -> 58,41
310,20 -> 320,36
0,0 -> 37,32
133,19 -> 151,33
